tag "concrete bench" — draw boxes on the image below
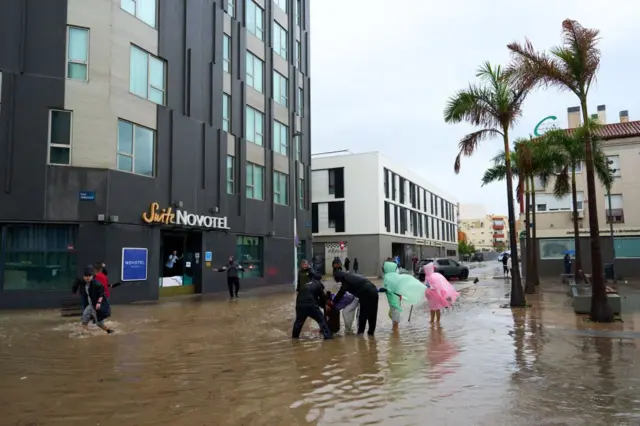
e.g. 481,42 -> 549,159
560,273 -> 574,284
571,287 -> 621,315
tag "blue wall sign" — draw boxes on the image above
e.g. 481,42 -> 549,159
79,191 -> 95,201
121,248 -> 148,281
204,251 -> 212,262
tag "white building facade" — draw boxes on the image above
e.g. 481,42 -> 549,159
311,151 -> 459,277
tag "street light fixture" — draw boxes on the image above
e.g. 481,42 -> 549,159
606,160 -> 617,282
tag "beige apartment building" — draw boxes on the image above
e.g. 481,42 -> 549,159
526,105 -> 640,278
459,214 -> 510,252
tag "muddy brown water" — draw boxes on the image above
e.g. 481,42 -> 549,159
1,282 -> 640,425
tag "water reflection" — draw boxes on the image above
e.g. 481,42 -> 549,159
1,283 -> 640,425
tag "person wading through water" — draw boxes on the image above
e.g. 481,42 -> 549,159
331,262 -> 379,335
292,276 -> 332,340
73,266 -> 114,334
216,256 -> 244,299
296,259 -> 319,292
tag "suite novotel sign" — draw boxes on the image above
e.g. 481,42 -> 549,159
142,203 -> 230,230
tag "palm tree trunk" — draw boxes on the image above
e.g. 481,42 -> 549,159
503,130 -> 526,307
530,175 -> 540,286
524,178 -> 535,294
571,168 -> 583,284
580,101 -> 612,322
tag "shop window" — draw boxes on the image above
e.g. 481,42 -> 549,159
235,236 -> 263,277
2,224 -> 78,291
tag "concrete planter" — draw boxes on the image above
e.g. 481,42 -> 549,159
571,286 -> 621,315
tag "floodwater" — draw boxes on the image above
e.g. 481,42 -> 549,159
1,280 -> 640,426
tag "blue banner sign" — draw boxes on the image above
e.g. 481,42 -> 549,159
121,248 -> 148,281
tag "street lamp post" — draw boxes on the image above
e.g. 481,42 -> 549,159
606,161 -> 617,282
293,131 -> 303,289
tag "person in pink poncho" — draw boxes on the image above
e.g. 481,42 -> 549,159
423,262 -> 459,325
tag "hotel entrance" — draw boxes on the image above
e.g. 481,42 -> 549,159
159,230 -> 202,297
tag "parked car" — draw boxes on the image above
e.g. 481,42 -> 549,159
470,252 -> 484,262
414,258 -> 470,281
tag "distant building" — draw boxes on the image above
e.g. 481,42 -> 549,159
459,214 -> 509,252
521,105 -> 640,278
311,151 -> 458,277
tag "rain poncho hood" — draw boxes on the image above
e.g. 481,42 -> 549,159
382,261 -> 426,311
424,263 -> 459,310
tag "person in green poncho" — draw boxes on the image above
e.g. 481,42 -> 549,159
381,261 -> 426,332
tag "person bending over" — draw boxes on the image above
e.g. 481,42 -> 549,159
292,279 -> 332,340
332,266 -> 379,336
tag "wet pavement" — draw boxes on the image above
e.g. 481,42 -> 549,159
1,277 -> 640,426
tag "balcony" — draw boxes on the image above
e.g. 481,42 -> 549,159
493,224 -> 504,230
606,208 -> 624,224
493,233 -> 505,239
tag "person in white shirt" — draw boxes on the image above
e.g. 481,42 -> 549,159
506,256 -> 512,277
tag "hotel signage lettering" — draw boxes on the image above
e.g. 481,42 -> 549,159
142,203 -> 230,230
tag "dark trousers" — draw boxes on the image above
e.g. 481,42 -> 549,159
357,294 -> 379,335
292,306 -> 332,339
227,277 -> 240,297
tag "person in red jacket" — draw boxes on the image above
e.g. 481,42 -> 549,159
93,262 -> 110,300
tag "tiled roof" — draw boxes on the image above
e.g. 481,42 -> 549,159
566,120 -> 640,140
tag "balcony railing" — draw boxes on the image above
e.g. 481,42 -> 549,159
493,224 -> 504,230
606,208 -> 624,224
493,233 -> 505,239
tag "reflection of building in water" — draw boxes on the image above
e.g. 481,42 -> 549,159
520,105 -> 640,278
0,0 -> 313,308
311,151 -> 459,277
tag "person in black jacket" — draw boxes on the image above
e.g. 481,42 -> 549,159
344,257 -> 350,272
292,279 -> 332,340
353,258 -> 359,274
72,266 -> 114,334
216,256 -> 244,298
332,269 -> 379,335
296,259 -> 321,292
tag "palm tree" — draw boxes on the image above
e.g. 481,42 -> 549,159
445,62 -> 533,307
538,124 -> 613,284
507,20 -> 612,321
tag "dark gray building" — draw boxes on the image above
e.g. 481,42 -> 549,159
0,0 -> 311,308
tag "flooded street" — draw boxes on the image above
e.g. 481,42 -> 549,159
1,278 -> 640,426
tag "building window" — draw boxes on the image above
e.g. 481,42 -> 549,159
223,34 -> 231,73
245,106 -> 264,146
297,87 -> 303,116
48,110 -> 72,166
295,135 -> 302,161
273,72 -> 288,106
117,119 -> 155,177
226,155 -> 235,194
129,45 -> 166,105
540,239 -> 575,259
235,235 -> 263,277
614,238 -> 640,258
298,177 -> 304,209
66,27 -> 89,81
605,194 -> 624,223
274,0 -> 287,12
223,93 -> 231,132
295,41 -> 301,68
121,0 -> 157,28
296,0 -> 301,26
328,169 -> 336,194
227,0 -> 235,17
245,0 -> 264,41
246,162 -> 264,200
245,52 -> 264,92
273,120 -> 288,156
3,225 -> 79,291
274,171 -> 289,205
273,23 -> 288,59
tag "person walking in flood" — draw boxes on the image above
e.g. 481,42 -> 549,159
292,278 -> 332,340
381,260 -> 426,332
564,253 -> 572,275
353,258 -> 359,274
93,262 -> 110,300
423,262 -> 459,326
332,263 -> 379,335
502,253 -> 509,278
215,256 -> 244,299
344,257 -> 350,272
73,266 -> 114,334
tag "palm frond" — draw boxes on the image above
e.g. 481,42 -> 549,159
444,85 -> 501,128
481,164 -> 508,186
552,166 -> 572,198
458,128 -> 503,157
454,150 -> 462,174
592,140 -> 613,188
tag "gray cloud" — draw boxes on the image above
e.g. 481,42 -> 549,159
310,0 -> 640,213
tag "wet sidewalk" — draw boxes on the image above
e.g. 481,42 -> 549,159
1,279 -> 639,425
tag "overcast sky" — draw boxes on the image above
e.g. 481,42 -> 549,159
309,0 -> 640,215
